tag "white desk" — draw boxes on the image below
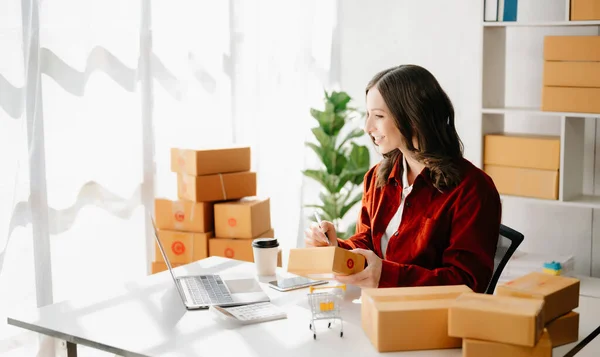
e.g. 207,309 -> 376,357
7,257 -> 600,357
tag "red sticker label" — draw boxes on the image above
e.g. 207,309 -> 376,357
228,218 -> 237,227
347,258 -> 354,269
171,241 -> 185,255
174,211 -> 185,222
224,248 -> 235,258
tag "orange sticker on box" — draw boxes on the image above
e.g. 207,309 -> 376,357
174,211 -> 185,222
172,241 -> 185,255
224,247 -> 235,258
347,258 -> 354,269
228,218 -> 237,227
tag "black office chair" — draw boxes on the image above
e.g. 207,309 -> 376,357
485,224 -> 525,294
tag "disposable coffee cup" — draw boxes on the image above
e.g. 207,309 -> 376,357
252,238 -> 279,276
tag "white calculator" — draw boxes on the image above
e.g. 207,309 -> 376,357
212,302 -> 287,325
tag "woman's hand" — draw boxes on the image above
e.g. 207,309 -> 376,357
334,248 -> 382,288
304,220 -> 338,247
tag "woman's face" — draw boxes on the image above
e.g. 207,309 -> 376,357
365,86 -> 404,154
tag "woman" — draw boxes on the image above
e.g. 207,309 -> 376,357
305,65 -> 501,293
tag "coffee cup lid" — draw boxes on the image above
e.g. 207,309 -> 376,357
252,238 -> 279,248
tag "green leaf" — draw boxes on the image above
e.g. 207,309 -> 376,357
311,127 -> 333,149
332,152 -> 347,176
329,91 -> 351,112
330,114 -> 345,136
337,128 -> 365,151
305,142 -> 323,160
346,143 -> 370,184
319,192 -> 348,219
340,192 -> 363,219
310,107 -> 344,136
335,171 -> 352,192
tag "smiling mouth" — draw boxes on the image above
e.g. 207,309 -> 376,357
372,136 -> 385,144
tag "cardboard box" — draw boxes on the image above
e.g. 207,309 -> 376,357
287,246 -> 366,279
484,134 -> 560,170
484,165 -> 559,200
214,198 -> 271,239
209,228 -> 276,263
542,86 -> 600,113
361,285 -> 472,352
571,0 -> 600,20
155,230 -> 213,264
546,311 -> 579,347
463,329 -> 552,357
177,172 -> 256,202
496,272 -> 580,323
170,147 -> 251,176
544,36 -> 600,61
151,261 -> 183,274
543,61 -> 600,88
448,292 -> 544,347
155,198 -> 214,233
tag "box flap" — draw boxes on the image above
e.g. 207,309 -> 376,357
215,197 -> 268,207
500,272 -> 580,296
454,292 -> 544,316
362,285 -> 471,299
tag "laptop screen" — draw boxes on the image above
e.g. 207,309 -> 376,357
149,213 -> 187,302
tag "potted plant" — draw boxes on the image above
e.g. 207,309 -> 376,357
303,90 -> 371,239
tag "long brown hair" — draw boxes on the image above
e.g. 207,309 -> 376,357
366,65 -> 464,191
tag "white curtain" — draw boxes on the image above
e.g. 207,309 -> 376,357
0,1 -> 337,355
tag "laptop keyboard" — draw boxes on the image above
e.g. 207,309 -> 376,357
185,275 -> 234,305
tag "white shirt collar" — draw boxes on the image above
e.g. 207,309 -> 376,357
402,155 -> 412,190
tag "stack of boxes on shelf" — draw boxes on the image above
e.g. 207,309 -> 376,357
542,35 -> 600,114
483,134 -> 560,200
152,146 -> 279,274
359,272 -> 580,355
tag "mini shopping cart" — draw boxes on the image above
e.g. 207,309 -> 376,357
307,284 -> 346,339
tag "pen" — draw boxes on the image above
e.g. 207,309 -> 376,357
313,212 -> 330,246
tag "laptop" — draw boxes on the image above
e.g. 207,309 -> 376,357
150,215 -> 270,310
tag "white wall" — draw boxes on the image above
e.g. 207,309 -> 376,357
339,0 -> 599,276
339,0 -> 482,166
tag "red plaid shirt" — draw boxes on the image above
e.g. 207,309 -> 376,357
338,157 -> 501,293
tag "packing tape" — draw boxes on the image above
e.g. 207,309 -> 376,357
177,149 -> 186,170
189,198 -> 196,223
218,173 -> 227,200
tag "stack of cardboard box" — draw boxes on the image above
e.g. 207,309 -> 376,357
359,272 -> 581,355
151,198 -> 214,273
151,146 -> 263,274
361,285 -> 473,352
166,146 -> 279,268
210,197 -> 275,263
542,35 -> 600,113
449,292 -> 551,356
484,134 -> 560,200
448,272 -> 580,356
496,272 -> 580,349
